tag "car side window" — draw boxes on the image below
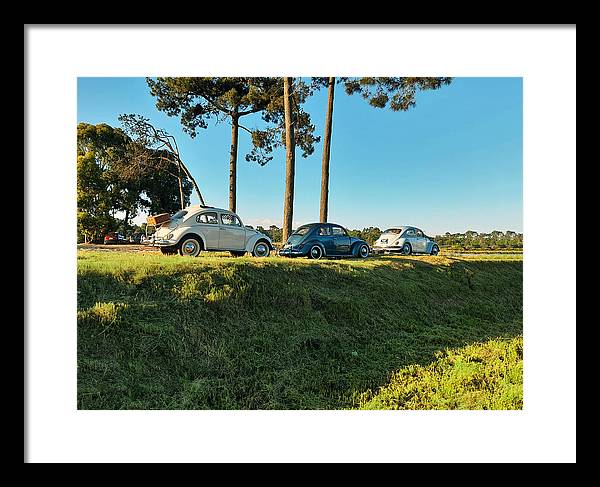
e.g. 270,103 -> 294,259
332,226 -> 347,236
415,229 -> 424,237
404,229 -> 416,237
221,213 -> 242,226
318,226 -> 331,236
197,212 -> 218,224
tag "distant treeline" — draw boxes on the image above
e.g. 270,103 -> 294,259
255,225 -> 523,249
436,230 -> 522,250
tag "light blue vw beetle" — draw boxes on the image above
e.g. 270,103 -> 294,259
372,226 -> 440,255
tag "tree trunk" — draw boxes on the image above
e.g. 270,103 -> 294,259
319,76 -> 335,223
177,158 -> 206,206
177,162 -> 184,209
282,77 -> 296,244
229,109 -> 240,213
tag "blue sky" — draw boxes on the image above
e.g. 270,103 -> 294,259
77,77 -> 522,235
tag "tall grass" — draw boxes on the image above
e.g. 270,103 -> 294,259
357,336 -> 523,409
77,252 -> 523,409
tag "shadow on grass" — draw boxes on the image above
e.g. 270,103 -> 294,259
77,255 -> 523,410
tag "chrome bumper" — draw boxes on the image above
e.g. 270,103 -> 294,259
146,238 -> 177,247
372,246 -> 403,253
278,247 -> 304,256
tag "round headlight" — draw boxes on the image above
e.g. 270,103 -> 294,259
166,233 -> 174,240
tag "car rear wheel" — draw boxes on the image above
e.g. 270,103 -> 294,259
357,244 -> 370,259
252,241 -> 270,257
179,237 -> 202,257
401,242 -> 412,255
430,244 -> 440,256
309,245 -> 323,260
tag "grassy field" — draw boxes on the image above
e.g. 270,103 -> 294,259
77,251 -> 523,410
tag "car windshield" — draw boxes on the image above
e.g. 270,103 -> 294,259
383,228 -> 403,234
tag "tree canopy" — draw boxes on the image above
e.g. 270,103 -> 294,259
342,77 -> 453,110
77,122 -> 192,242
147,77 -> 320,212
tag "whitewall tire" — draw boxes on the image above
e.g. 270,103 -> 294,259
358,244 -> 370,259
179,237 -> 202,257
252,241 -> 270,257
309,245 -> 323,260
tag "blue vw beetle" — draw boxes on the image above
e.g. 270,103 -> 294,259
279,223 -> 370,259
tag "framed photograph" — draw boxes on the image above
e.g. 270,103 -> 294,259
25,25 -> 576,463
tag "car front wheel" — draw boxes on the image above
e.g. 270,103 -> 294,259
430,244 -> 440,256
357,244 -> 370,259
401,242 -> 412,255
252,241 -> 270,257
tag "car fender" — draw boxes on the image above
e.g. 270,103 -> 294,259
351,240 -> 369,256
245,232 -> 274,252
310,240 -> 327,256
172,226 -> 207,249
425,239 -> 438,253
299,239 -> 326,256
393,236 -> 407,248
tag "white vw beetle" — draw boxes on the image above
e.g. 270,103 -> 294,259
372,226 -> 440,255
148,205 -> 274,257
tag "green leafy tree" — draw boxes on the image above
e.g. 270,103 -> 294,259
342,77 -> 452,110
245,79 -> 320,165
147,77 -> 320,214
139,165 -> 193,215
77,123 -> 130,242
147,77 -> 283,212
361,226 -> 383,246
434,231 -> 523,250
256,225 -> 283,244
77,121 -> 192,242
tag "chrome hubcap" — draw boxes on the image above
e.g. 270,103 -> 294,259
360,245 -> 368,257
311,247 -> 321,259
183,240 -> 198,256
255,243 -> 268,256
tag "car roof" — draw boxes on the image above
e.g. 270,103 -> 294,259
298,222 -> 346,228
185,205 -> 229,214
